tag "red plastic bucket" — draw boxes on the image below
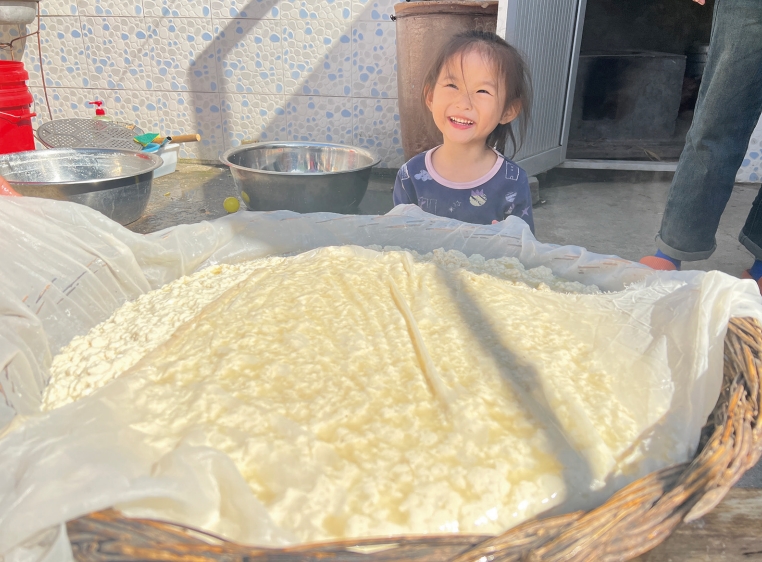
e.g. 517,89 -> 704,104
0,61 -> 36,155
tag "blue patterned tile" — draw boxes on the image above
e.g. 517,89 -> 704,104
281,0 -> 352,21
150,18 -> 217,92
99,90 -> 158,129
28,17 -> 89,89
30,87 -> 77,122
222,93 -> 288,148
352,0 -> 395,21
41,0 -> 79,16
211,0 -> 279,19
352,22 -> 396,98
0,24 -> 27,62
78,0 -> 143,16
156,92 -> 223,161
29,88 -> 51,148
144,0 -> 211,17
353,97 -> 402,167
82,17 -> 154,90
217,19 -> 282,94
287,96 -> 353,144
283,19 -> 350,97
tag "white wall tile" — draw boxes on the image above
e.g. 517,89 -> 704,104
41,0 -> 79,16
287,96 -> 353,143
31,87 -> 89,121
281,0 -> 351,21
156,91 -> 223,160
29,88 -> 50,148
352,0 -> 395,21
0,24 -> 27,61
29,17 -> 90,89
78,0 -> 144,17
283,19 -> 351,96
144,0 -> 211,18
217,19 -> 282,94
353,97 -> 402,167
82,17 -> 154,90
101,90 -> 159,129
222,93 -> 288,148
150,18 -> 217,92
211,0 -> 280,19
351,21 -> 396,98
21,36 -> 41,85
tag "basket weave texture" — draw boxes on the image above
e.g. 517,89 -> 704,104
67,317 -> 762,562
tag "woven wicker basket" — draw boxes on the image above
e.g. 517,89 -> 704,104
67,317 -> 762,562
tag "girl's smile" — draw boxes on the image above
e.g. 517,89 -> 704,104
448,116 -> 475,129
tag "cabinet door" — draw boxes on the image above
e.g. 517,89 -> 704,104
497,0 -> 587,176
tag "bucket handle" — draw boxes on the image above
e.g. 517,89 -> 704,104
0,110 -> 37,123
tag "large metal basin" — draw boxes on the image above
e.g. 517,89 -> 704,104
220,142 -> 380,213
0,149 -> 161,225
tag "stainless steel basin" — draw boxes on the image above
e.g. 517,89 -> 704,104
220,142 -> 380,213
0,148 -> 162,225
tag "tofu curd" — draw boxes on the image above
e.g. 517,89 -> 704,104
44,246 -> 656,543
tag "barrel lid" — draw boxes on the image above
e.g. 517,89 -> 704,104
394,0 -> 498,17
0,86 -> 34,108
0,61 -> 30,83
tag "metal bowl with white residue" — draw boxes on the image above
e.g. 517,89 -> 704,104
0,149 -> 162,225
220,142 -> 380,213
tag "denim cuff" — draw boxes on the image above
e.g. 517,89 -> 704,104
739,231 -> 762,261
655,234 -> 716,262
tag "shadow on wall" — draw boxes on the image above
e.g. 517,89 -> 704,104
189,0 -> 280,155
186,0 -> 399,161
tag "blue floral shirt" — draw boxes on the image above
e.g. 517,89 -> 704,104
393,147 -> 534,232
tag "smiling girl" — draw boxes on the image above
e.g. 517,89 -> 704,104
393,31 -> 534,231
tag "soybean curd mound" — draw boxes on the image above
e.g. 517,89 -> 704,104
44,246 -> 663,543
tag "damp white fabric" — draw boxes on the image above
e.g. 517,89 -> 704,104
1,198 -> 761,559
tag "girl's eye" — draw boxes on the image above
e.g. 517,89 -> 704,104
477,89 -> 492,95
445,83 -> 457,89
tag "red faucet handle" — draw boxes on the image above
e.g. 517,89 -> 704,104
88,100 -> 106,116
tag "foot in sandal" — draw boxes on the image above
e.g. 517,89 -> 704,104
639,250 -> 681,271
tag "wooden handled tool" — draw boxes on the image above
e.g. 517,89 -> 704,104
154,134 -> 201,144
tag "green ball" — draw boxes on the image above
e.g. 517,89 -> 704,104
223,197 -> 240,213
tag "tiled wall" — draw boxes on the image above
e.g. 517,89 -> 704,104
0,0 -> 405,167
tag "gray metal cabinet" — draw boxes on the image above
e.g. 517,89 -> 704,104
497,0 -> 587,176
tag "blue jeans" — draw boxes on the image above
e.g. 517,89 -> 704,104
657,0 -> 762,262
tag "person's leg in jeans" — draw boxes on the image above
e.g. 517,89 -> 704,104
642,0 -> 762,270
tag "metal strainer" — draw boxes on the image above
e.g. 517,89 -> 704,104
37,119 -> 144,151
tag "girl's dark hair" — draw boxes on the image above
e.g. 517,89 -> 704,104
421,30 -> 532,158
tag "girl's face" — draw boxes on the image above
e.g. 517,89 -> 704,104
426,50 -> 520,150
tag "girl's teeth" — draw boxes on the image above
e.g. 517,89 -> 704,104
450,117 -> 473,125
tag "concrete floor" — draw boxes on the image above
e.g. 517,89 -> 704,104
535,170 -> 761,277
355,168 -> 762,278
143,163 -> 761,487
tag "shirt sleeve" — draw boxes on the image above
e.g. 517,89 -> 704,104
505,171 -> 534,234
393,165 -> 417,206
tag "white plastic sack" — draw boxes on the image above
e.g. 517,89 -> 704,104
1,197 -> 761,559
